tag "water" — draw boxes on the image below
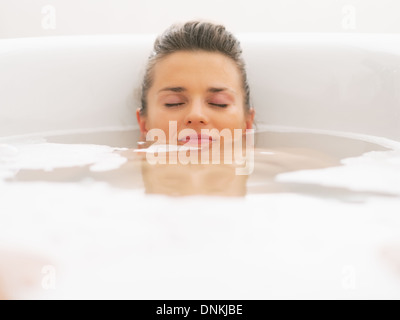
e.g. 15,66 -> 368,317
0,128 -> 392,198
1,127 -> 400,299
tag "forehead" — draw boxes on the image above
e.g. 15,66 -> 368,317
151,51 -> 242,91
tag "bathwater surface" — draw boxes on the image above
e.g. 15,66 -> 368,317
0,127 -> 396,199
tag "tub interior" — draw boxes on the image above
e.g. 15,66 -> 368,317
1,33 -> 400,140
2,33 -> 400,299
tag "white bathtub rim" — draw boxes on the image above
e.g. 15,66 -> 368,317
255,124 -> 400,150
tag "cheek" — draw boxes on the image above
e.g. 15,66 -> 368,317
215,109 -> 246,127
146,107 -> 179,131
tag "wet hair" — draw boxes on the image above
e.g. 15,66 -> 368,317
139,20 -> 251,116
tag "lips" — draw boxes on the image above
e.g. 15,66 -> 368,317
178,133 -> 215,144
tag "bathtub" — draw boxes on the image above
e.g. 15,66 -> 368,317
1,33 -> 400,300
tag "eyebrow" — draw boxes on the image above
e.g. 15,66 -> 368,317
158,87 -> 234,94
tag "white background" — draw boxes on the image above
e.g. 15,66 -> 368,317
0,0 -> 400,38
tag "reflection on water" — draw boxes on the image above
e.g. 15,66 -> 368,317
141,161 -> 248,197
5,128 -> 391,198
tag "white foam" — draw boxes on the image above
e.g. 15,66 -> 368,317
277,150 -> 400,195
0,142 -> 127,179
1,180 -> 400,299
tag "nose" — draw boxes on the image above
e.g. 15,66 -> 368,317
184,100 -> 209,126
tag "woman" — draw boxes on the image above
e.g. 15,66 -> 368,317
132,20 -> 339,196
136,20 -> 255,152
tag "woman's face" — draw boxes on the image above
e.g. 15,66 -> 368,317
136,51 -> 255,145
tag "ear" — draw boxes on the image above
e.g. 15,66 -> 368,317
245,108 -> 255,130
136,108 -> 148,136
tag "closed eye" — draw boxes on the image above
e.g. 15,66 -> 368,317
165,103 -> 185,107
209,103 -> 228,108
164,103 -> 228,108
